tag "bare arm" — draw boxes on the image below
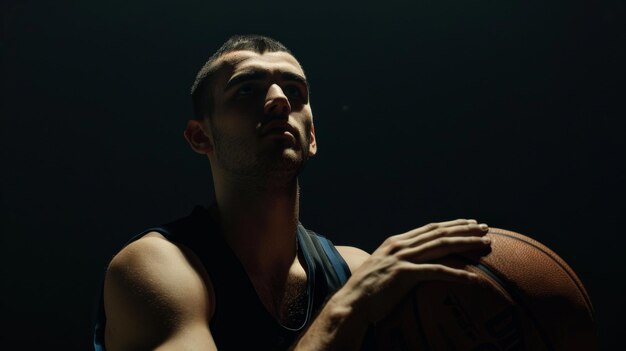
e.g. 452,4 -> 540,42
292,219 -> 491,350
103,233 -> 218,351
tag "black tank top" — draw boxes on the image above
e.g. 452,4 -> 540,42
93,205 -> 355,350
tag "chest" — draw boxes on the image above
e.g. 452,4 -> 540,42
248,263 -> 309,329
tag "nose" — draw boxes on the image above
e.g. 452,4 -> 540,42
264,84 -> 291,116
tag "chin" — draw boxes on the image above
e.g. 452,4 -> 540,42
264,153 -> 307,184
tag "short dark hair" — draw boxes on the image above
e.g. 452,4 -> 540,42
190,35 -> 293,120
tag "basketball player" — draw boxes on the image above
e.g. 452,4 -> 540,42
93,35 -> 492,350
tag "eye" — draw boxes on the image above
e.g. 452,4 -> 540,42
283,85 -> 302,98
235,85 -> 254,96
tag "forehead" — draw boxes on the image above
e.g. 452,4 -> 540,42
212,50 -> 305,86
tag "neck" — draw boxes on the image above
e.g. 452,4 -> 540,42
211,174 -> 301,277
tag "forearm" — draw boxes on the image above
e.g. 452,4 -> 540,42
292,288 -> 370,351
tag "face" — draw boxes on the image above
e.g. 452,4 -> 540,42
187,50 -> 317,186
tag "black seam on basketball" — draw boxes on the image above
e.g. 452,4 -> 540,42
473,262 -> 556,351
410,286 -> 433,351
490,230 -> 595,320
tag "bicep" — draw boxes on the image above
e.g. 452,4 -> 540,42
103,236 -> 216,351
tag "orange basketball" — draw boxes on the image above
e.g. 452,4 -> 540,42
374,227 -> 598,351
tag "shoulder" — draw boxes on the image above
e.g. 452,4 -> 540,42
104,232 -> 215,350
335,245 -> 370,273
107,232 -> 211,285
105,232 -> 215,313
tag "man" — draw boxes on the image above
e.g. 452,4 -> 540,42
94,35 -> 491,350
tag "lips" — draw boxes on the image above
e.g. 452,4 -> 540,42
261,120 -> 298,139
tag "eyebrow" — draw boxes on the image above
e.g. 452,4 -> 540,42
224,70 -> 309,91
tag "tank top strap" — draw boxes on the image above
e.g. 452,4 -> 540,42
296,224 -> 352,291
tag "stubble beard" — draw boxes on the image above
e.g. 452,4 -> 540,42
212,124 -> 312,190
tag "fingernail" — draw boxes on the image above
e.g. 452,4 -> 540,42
479,224 -> 488,231
482,236 -> 491,244
469,219 -> 478,224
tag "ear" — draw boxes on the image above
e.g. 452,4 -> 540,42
184,119 -> 214,154
308,123 -> 317,157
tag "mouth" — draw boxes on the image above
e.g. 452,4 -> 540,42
261,121 -> 298,140
266,130 -> 295,139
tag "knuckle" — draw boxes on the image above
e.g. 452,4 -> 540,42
384,236 -> 403,252
382,235 -> 395,246
435,228 -> 448,237
444,237 -> 458,246
394,261 -> 411,274
425,222 -> 439,231
433,237 -> 452,247
457,236 -> 475,245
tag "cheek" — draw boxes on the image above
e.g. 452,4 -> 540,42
301,116 -> 314,146
214,104 -> 260,131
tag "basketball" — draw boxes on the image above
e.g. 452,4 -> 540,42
374,227 -> 598,351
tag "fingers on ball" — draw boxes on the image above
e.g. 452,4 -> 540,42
396,219 -> 472,240
398,236 -> 491,261
408,263 -> 479,283
397,222 -> 489,251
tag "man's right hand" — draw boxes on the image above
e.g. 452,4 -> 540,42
293,219 -> 490,351
345,218 -> 491,323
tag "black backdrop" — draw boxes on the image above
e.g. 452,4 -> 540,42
2,0 -> 625,349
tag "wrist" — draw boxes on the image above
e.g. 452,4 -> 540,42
324,290 -> 368,329
293,288 -> 370,351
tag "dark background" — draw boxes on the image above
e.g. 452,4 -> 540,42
2,0 -> 624,349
